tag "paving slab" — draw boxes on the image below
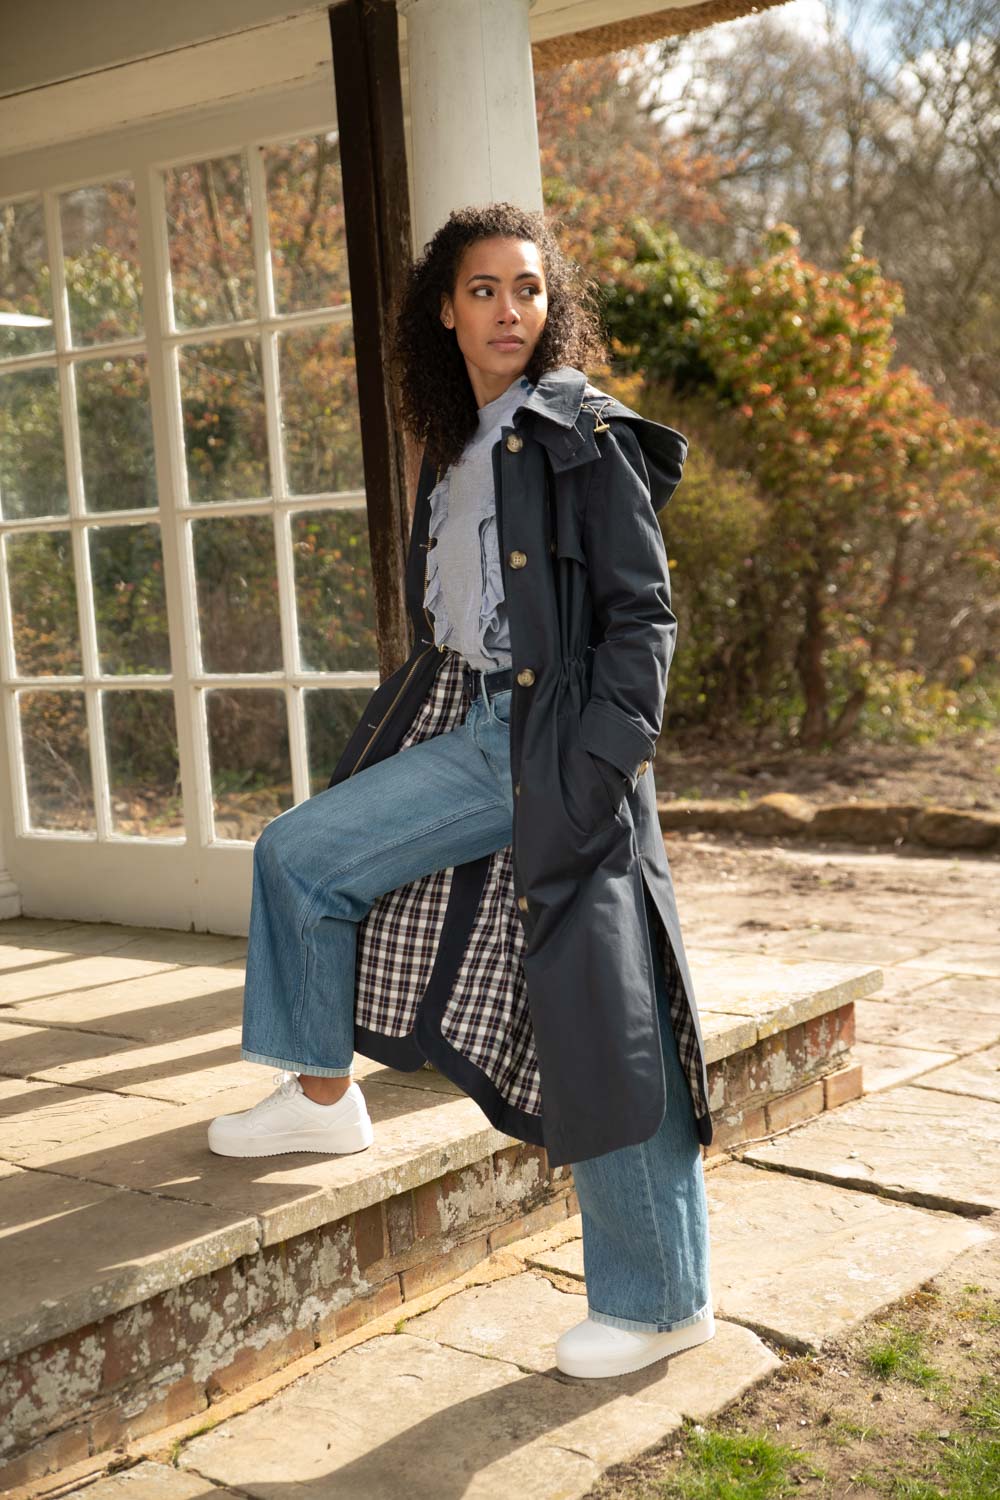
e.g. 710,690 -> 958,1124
853,1039 -> 956,1093
0,1021 -> 137,1079
13,1025 -> 461,1104
401,1268 -> 775,1406
0,1079 -> 180,1164
894,972 -> 1000,1014
689,954 -> 883,1038
63,1461 -> 227,1497
742,1085 -> 1000,1214
0,1165 -> 258,1360
753,929 -> 937,964
523,1164 -> 992,1353
854,995 -> 1000,1054
178,1322 -> 778,1500
0,954 -> 183,1007
894,943 -> 1000,977
18,1079 -> 513,1246
0,924 -> 180,961
909,1044 -> 1000,1105
5,966 -> 247,1041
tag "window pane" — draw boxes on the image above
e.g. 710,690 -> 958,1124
192,513 -> 280,674
77,354 -> 157,512
103,690 -> 181,837
206,688 -> 290,839
180,338 -> 269,503
279,321 -> 362,496
165,154 -> 256,331
0,195 -> 54,361
19,689 -> 94,831
304,686 -> 373,798
89,524 -> 171,675
7,530 -> 81,676
263,132 -> 349,315
0,366 -> 69,520
60,179 -> 143,346
293,508 -> 377,671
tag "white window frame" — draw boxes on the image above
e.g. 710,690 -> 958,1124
0,80 -> 380,934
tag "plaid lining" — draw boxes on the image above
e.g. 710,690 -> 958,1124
354,649 -> 709,1126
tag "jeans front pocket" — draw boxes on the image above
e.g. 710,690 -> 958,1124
490,688 -> 513,727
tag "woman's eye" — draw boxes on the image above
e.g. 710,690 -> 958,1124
472,285 -> 542,297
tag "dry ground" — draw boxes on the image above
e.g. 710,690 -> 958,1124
582,1224 -> 1000,1499
655,726 -> 1000,813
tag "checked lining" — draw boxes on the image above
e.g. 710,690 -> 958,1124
353,650 -> 708,1128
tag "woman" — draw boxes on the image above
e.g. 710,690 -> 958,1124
209,202 -> 714,1379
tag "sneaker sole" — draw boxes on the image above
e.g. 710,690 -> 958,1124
207,1116 -> 375,1158
556,1311 -> 716,1378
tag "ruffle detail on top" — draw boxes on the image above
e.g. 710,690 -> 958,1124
477,511 -> 511,661
422,471 -> 455,650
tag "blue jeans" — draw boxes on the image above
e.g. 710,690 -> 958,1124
241,669 -> 712,1332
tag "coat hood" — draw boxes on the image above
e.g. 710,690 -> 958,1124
515,365 -> 688,513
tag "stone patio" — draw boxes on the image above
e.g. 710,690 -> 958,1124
2,838 -> 998,1498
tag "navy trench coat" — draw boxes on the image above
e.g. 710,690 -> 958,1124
327,365 -> 713,1166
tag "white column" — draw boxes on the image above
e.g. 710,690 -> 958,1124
399,0 -> 543,253
0,829 -> 21,919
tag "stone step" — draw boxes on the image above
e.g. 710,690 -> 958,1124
657,793 -> 1000,851
0,918 -> 878,1491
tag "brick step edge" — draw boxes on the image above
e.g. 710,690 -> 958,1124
656,794 -> 1000,852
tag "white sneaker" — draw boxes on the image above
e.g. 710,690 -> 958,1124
207,1071 -> 374,1158
555,1307 -> 715,1378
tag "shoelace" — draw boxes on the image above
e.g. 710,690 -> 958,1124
253,1069 -> 302,1111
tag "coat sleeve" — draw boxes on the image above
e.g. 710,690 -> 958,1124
578,418 -> 677,787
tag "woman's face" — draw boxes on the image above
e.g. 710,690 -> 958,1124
439,235 -> 548,408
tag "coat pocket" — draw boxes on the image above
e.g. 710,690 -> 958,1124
556,706 -> 621,835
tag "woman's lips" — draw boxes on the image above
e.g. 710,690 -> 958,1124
491,339 -> 524,350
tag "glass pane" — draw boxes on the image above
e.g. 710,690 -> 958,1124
293,508 -> 377,671
206,688 -> 291,839
60,179 -> 143,346
279,321 -> 362,495
0,366 -> 69,520
19,689 -> 94,831
103,690 -> 181,838
165,153 -> 256,331
77,354 -> 156,512
0,195 -> 54,361
192,513 -> 281,673
89,524 -> 171,674
7,530 -> 81,676
263,132 -> 350,315
180,338 -> 269,503
305,686 -> 374,798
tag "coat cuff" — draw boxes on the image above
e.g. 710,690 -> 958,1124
579,699 -> 656,785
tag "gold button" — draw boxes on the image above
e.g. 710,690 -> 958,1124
516,668 -> 535,687
549,538 -> 556,553
514,782 -> 520,796
638,759 -> 650,775
505,433 -> 523,452
517,895 -> 529,911
509,549 -> 527,568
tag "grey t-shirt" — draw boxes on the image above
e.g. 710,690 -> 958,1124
422,376 -> 534,672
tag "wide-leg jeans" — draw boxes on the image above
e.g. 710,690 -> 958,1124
240,668 -> 712,1333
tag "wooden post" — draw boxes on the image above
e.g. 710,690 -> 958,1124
328,0 -> 414,678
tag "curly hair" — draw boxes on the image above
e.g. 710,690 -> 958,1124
390,202 -> 608,474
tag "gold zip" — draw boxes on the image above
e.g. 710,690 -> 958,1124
421,462 -> 446,652
348,643 -> 436,777
348,464 -> 446,778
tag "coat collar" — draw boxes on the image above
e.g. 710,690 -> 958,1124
514,365 -> 688,510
